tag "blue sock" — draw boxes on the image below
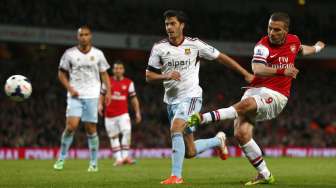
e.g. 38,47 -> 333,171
194,137 -> 221,154
171,132 -> 185,178
59,131 -> 74,160
88,133 -> 99,166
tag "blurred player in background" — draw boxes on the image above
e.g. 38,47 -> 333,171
99,61 -> 142,166
146,10 -> 254,184
188,12 -> 325,185
54,25 -> 111,172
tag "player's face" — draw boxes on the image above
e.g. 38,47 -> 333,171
113,64 -> 125,77
165,17 -> 184,39
267,19 -> 288,45
77,28 -> 92,46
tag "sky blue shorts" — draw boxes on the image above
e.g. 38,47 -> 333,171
167,97 -> 202,130
66,97 -> 99,123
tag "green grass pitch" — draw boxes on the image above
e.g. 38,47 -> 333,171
1,157 -> 336,188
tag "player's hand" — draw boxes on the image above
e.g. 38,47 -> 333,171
284,67 -> 299,79
315,41 -> 325,50
135,112 -> 142,124
69,87 -> 79,97
98,103 -> 104,116
244,73 -> 255,84
165,71 -> 181,81
105,91 -> 112,105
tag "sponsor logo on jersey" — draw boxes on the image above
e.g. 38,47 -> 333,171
167,59 -> 191,70
269,63 -> 293,69
184,48 -> 191,55
278,56 -> 289,64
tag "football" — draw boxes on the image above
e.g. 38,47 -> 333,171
4,75 -> 32,102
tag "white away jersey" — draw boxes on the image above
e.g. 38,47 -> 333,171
59,46 -> 110,98
147,37 -> 220,104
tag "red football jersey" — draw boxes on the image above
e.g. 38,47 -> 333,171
105,77 -> 136,117
249,34 -> 301,97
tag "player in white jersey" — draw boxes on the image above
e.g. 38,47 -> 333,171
53,25 -> 112,172
146,10 -> 254,184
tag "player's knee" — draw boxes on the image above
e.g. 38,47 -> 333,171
85,126 -> 97,135
170,123 -> 184,133
234,128 -> 251,144
65,124 -> 77,133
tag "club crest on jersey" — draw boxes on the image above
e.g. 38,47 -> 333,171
90,56 -> 95,61
290,45 -> 296,53
184,48 -> 191,55
122,85 -> 127,90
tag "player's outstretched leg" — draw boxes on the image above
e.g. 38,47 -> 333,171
190,132 -> 228,160
188,106 -> 238,127
234,119 -> 274,186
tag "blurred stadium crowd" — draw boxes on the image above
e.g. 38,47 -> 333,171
0,44 -> 335,148
0,0 -> 335,44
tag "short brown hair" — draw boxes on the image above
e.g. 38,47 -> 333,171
270,12 -> 290,29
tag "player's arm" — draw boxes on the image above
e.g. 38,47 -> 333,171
251,44 -> 298,78
100,71 -> 111,105
300,41 -> 325,56
145,44 -> 180,83
130,95 -> 141,124
58,69 -> 79,97
145,69 -> 181,83
98,91 -> 105,116
215,53 -> 254,83
252,63 -> 299,78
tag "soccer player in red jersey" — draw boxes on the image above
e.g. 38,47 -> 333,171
99,61 -> 142,166
188,12 -> 325,185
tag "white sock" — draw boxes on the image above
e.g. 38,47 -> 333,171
121,149 -> 129,158
202,106 -> 238,124
241,139 -> 270,178
114,151 -> 122,161
110,137 -> 122,161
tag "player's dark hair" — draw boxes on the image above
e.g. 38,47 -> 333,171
270,12 -> 290,29
113,60 -> 124,66
163,10 -> 188,24
78,25 -> 92,32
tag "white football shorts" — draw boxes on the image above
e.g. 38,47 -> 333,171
241,87 -> 288,122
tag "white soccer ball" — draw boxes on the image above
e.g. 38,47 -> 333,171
4,75 -> 32,102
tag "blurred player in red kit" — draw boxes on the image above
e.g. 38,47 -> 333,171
99,61 -> 142,166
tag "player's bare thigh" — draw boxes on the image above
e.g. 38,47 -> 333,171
233,97 -> 258,118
